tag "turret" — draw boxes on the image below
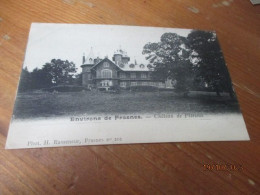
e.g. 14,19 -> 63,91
81,47 -> 96,87
113,50 -> 122,65
84,47 -> 95,65
112,48 -> 130,66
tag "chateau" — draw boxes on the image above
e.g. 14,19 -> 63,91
81,48 -> 173,90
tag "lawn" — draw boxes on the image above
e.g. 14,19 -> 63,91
13,90 -> 241,119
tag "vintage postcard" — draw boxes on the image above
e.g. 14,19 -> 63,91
6,23 -> 250,149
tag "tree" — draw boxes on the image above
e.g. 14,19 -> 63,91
30,68 -> 53,89
41,59 -> 77,86
18,67 -> 32,92
187,30 -> 234,98
19,59 -> 78,91
143,33 -> 193,96
74,73 -> 82,86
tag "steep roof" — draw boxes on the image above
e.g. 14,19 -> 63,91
84,47 -> 96,64
90,58 -> 151,72
90,58 -> 121,71
118,63 -> 150,71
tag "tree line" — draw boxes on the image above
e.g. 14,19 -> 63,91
19,59 -> 81,92
143,30 -> 234,98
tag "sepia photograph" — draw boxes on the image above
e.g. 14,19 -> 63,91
6,23 -> 249,149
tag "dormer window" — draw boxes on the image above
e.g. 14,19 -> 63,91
129,64 -> 135,68
140,64 -> 145,68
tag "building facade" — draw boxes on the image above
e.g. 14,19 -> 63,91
81,48 -> 172,90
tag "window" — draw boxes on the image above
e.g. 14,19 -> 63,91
119,63 -> 124,68
120,72 -> 126,78
120,82 -> 126,87
131,82 -> 137,86
130,73 -> 136,79
103,62 -> 109,67
101,81 -> 107,87
101,69 -> 112,78
101,80 -> 112,87
140,64 -> 145,68
141,73 -> 147,79
158,82 -> 165,87
129,64 -> 135,68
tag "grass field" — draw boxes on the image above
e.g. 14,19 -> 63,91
13,90 -> 241,119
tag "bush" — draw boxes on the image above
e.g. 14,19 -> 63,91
43,85 -> 88,92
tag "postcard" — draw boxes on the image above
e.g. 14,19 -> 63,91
5,23 -> 250,149
250,0 -> 260,5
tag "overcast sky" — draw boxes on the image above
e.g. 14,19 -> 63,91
23,23 -> 191,72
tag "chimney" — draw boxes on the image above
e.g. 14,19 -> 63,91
82,53 -> 86,64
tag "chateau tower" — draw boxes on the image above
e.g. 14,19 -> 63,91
81,47 -> 96,87
112,48 -> 130,67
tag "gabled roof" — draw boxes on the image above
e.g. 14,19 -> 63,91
90,58 -> 151,72
90,58 -> 122,71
